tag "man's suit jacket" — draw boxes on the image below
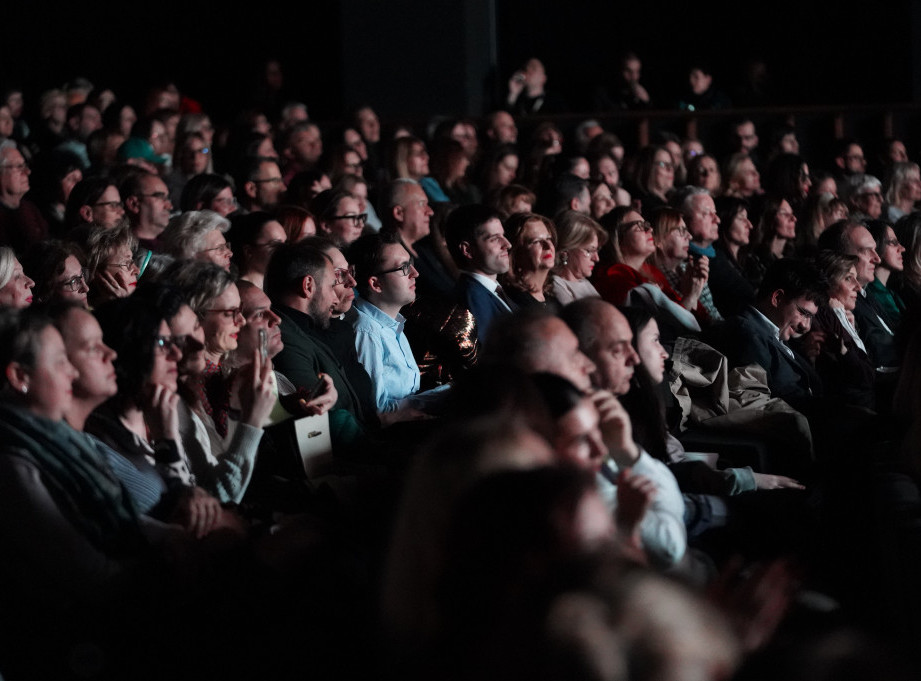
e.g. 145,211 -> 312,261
715,306 -> 822,414
455,274 -> 516,340
853,293 -> 899,369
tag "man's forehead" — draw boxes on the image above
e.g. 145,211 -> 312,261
475,218 -> 504,239
381,242 -> 410,267
848,226 -> 875,249
327,247 -> 348,267
242,287 -> 271,313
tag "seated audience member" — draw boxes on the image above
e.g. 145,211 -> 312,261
798,192 -> 849,254
75,222 -> 139,306
709,196 -> 757,316
0,307 -> 187,678
479,144 -> 520,197
337,174 -> 382,232
390,135 -> 449,203
311,188 -> 366,248
348,232 -> 426,421
587,179 -> 616,221
0,246 -> 34,308
444,204 -> 515,339
120,169 -> 173,251
894,212 -> 921,314
381,179 -> 433,258
818,219 -> 897,370
64,176 -> 126,230
687,153 -> 722,195
267,240 -> 377,434
500,212 -> 557,309
21,239 -> 90,307
712,258 -> 826,416
762,153 -> 812,215
179,173 -> 236,217
489,183 -> 535,220
160,210 -> 232,271
531,372 -> 687,570
588,150 -> 631,207
744,196 -> 798,291
652,205 -> 722,323
235,155 -> 287,214
551,210 -> 606,305
884,161 -> 921,222
865,219 -> 907,333
275,204 -> 317,243
843,174 -> 884,221
808,252 -> 876,411
227,212 -> 288,288
0,141 -> 49,253
628,145 -> 674,214
722,152 -> 762,199
166,131 -> 210,206
593,207 -> 704,331
430,137 -> 480,206
546,172 -> 591,216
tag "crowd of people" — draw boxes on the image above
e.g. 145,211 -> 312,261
1,55 -> 921,680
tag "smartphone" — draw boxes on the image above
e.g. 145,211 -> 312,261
258,328 -> 268,361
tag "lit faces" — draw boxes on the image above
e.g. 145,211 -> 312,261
775,200 -> 797,240
324,196 -> 365,247
847,226 -> 881,286
327,247 -> 356,315
564,233 -> 599,280
103,244 -> 139,291
879,226 -> 905,272
90,185 -> 125,228
202,284 -> 243,356
0,258 -> 33,308
656,219 -> 691,262
56,255 -> 89,307
829,266 -> 861,312
196,229 -> 232,271
687,194 -> 720,244
209,186 -> 236,217
651,150 -> 674,194
590,183 -> 615,220
397,184 -> 432,242
589,307 -> 640,396
149,320 -> 182,392
693,156 -> 720,193
60,308 -> 118,402
553,398 -> 607,474
238,286 -> 284,359
0,148 -> 30,197
407,142 -> 430,179
168,304 -> 206,376
306,260 -> 340,329
517,220 -> 556,273
23,326 -> 78,421
373,243 -> 418,310
467,218 -> 510,276
774,295 -> 817,341
726,208 -> 752,246
619,211 -> 655,261
636,319 -> 668,384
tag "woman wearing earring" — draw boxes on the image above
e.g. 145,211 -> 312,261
550,210 -> 606,305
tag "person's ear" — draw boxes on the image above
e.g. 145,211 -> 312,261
459,240 -> 474,261
5,362 -> 29,395
368,275 -> 384,295
300,274 -> 315,299
124,195 -> 141,213
392,205 -> 405,223
78,205 -> 94,223
244,181 -> 258,200
770,289 -> 785,309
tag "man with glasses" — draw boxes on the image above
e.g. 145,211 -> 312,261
235,156 -> 287,214
0,141 -> 48,253
714,258 -> 826,416
347,232 -> 423,419
313,189 -> 366,248
120,170 -> 173,251
845,174 -> 884,221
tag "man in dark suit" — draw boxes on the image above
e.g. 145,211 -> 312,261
818,219 -> 898,369
444,204 -> 516,340
715,258 -> 826,416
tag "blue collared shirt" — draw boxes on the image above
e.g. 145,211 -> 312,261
351,297 -> 421,413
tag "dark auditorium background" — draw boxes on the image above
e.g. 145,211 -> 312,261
3,1 -> 920,120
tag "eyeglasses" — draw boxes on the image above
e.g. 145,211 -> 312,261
253,239 -> 284,250
93,200 -> 124,210
670,226 -> 690,236
206,307 -> 244,321
59,269 -> 90,292
202,241 -> 232,254
376,258 -> 415,277
654,161 -> 675,171
330,213 -> 368,225
171,334 -> 205,354
212,196 -> 238,209
0,162 -> 28,173
578,246 -> 600,257
526,235 -> 554,248
860,192 -> 883,201
621,219 -> 652,233
333,264 -> 356,285
140,192 -> 170,201
107,258 -> 139,271
845,154 -> 866,163
153,336 -> 183,353
795,305 -> 815,321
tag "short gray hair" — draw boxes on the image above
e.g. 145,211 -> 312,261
161,210 -> 230,261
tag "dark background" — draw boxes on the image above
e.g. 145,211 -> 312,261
1,1 -> 916,123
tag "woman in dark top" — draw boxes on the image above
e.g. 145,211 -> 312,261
501,212 -> 557,309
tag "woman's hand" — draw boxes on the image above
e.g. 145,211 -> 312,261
752,473 -> 805,491
143,383 -> 180,442
680,256 -> 708,309
173,486 -> 222,539
238,349 -> 276,428
93,270 -> 133,300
